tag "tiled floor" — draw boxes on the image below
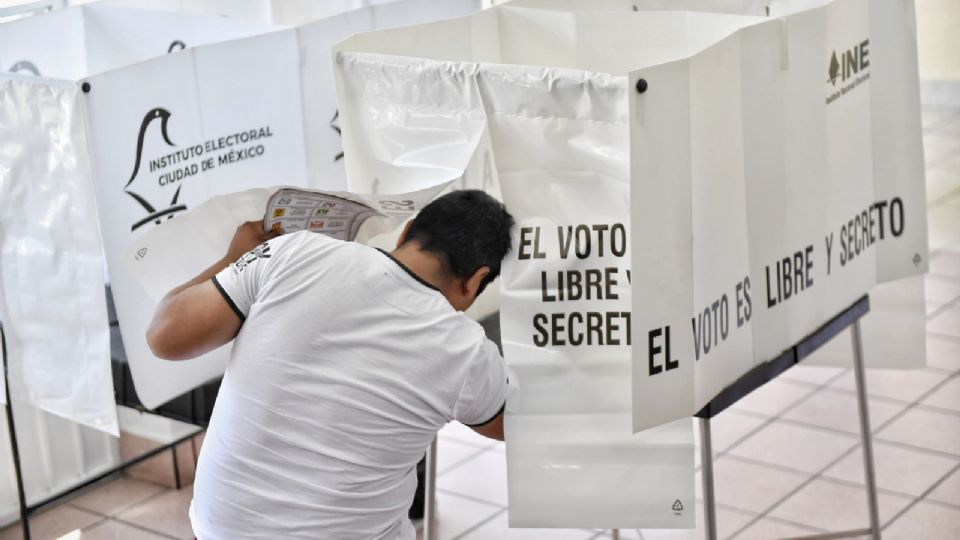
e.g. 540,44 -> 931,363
3,106 -> 959,540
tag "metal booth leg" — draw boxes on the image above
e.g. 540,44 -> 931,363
850,320 -> 881,539
424,436 -> 438,540
1,325 -> 31,540
699,417 -> 718,540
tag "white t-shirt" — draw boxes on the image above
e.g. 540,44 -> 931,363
189,231 -> 507,540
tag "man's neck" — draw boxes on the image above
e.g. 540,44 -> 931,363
390,243 -> 450,292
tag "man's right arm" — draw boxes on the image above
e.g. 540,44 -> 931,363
467,409 -> 504,441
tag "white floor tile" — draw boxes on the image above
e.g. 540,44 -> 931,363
438,451 -> 507,506
698,456 -> 809,514
922,375 -> 960,412
927,335 -> 960,371
703,410 -> 767,453
780,389 -> 902,435
883,500 -> 960,540
928,466 -> 960,507
822,441 -> 960,497
458,511 -> 595,540
432,493 -> 503,540
830,367 -> 948,403
877,408 -> 960,456
437,439 -> 489,475
767,478 -> 912,531
726,421 -> 858,474
731,517 -> 819,540
729,379 -> 815,418
928,305 -> 960,339
927,274 -> 960,304
930,252 -> 960,279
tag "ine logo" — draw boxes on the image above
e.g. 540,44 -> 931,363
8,60 -> 40,76
125,108 -> 188,231
167,40 -> 187,54
828,39 -> 869,86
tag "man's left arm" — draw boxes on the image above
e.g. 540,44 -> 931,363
147,221 -> 278,360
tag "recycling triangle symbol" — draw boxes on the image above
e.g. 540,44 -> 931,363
672,500 -> 684,512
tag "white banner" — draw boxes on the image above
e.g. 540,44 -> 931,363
630,0 -> 927,429
84,28 -> 308,409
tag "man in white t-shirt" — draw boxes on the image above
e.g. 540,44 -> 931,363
146,190 -> 515,539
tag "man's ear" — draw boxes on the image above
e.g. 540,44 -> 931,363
463,266 -> 491,299
396,221 -> 413,248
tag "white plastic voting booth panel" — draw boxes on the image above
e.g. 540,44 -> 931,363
0,4 -> 282,441
0,76 -> 121,527
0,5 -> 284,520
333,0 -> 927,528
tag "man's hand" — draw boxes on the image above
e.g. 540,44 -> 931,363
146,220 -> 280,361
225,220 -> 281,264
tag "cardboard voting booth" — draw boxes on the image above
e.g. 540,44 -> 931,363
333,0 -> 927,527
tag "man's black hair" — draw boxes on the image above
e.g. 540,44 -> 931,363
402,189 -> 514,295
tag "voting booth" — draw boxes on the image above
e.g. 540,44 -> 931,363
0,2 -> 283,525
0,0 -> 483,433
0,0 -> 481,528
333,0 -> 927,529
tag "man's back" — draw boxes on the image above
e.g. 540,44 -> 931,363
190,231 -> 506,539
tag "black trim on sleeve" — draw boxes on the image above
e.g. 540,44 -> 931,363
211,275 -> 246,322
464,400 -> 506,428
375,248 -> 441,292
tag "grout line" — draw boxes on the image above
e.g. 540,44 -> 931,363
436,487 -> 507,510
724,355 -> 958,537
927,294 -> 960,320
730,514 -> 826,539
912,401 -> 960,420
871,435 -> 960,461
437,445 -> 494,478
879,461 -> 960,534
95,517 -> 182,540
449,507 -> 506,540
928,330 -> 960,344
922,110 -> 960,133
715,368 -> 850,458
868,370 -> 960,435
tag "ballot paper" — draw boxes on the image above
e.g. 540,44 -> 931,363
264,188 -> 396,241
122,182 -> 451,304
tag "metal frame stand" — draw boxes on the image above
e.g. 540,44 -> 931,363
698,296 -> 881,540
424,436 -> 438,540
0,324 -> 202,539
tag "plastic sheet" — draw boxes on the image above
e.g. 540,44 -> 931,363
0,77 -> 118,434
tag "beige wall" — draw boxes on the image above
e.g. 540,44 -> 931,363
916,0 -> 960,81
